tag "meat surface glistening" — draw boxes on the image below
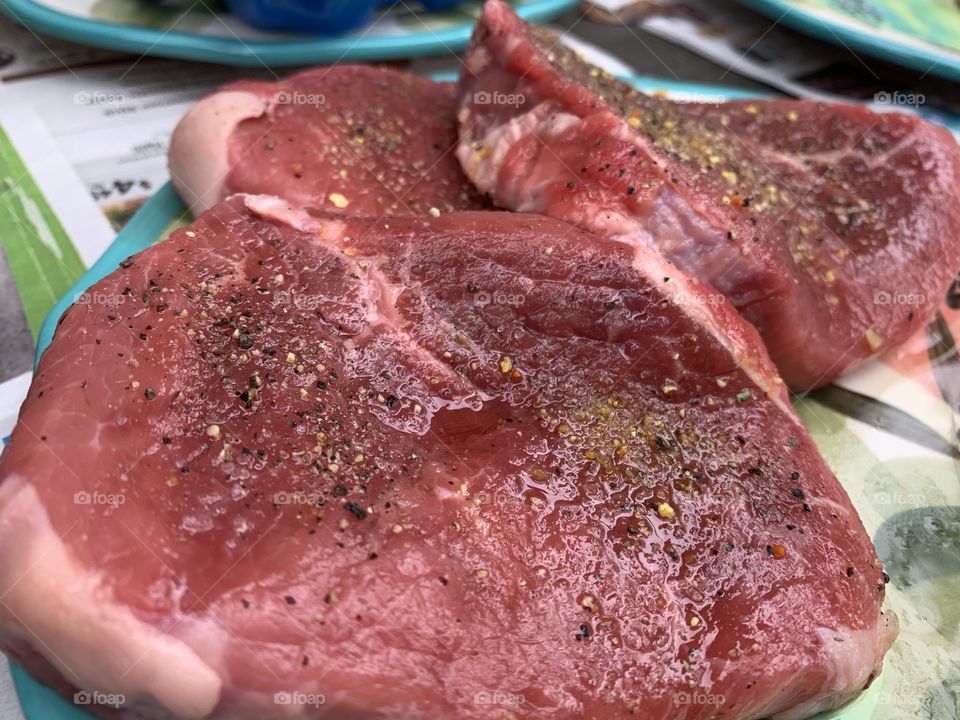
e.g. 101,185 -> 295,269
457,0 -> 960,391
0,195 -> 894,719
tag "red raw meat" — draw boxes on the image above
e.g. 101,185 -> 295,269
457,0 -> 960,391
0,196 -> 893,719
170,65 -> 489,217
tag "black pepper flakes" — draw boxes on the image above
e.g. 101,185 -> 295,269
344,502 -> 367,520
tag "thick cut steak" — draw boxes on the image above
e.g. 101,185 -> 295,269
170,65 -> 489,217
0,197 -> 894,719
457,0 -> 960,391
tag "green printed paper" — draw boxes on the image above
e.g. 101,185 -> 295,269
0,125 -> 85,339
797,398 -> 960,719
802,0 -> 960,51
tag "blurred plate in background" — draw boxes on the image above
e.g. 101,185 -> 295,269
737,0 -> 960,81
0,0 -> 578,66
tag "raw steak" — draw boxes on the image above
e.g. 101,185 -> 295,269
170,65 -> 489,217
457,0 -> 960,391
0,195 -> 894,719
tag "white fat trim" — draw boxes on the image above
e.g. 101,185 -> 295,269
0,475 -> 222,718
241,194 -> 346,239
169,90 -> 269,216
770,622 -> 897,720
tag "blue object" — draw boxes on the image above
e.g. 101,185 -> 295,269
0,0 -> 578,67
225,0 -> 468,36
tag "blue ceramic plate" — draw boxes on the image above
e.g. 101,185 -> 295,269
0,0 -> 578,67
15,75 -> 879,720
738,0 -> 960,82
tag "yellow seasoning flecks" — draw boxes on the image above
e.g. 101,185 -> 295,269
329,193 -> 349,209
657,502 -> 676,520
